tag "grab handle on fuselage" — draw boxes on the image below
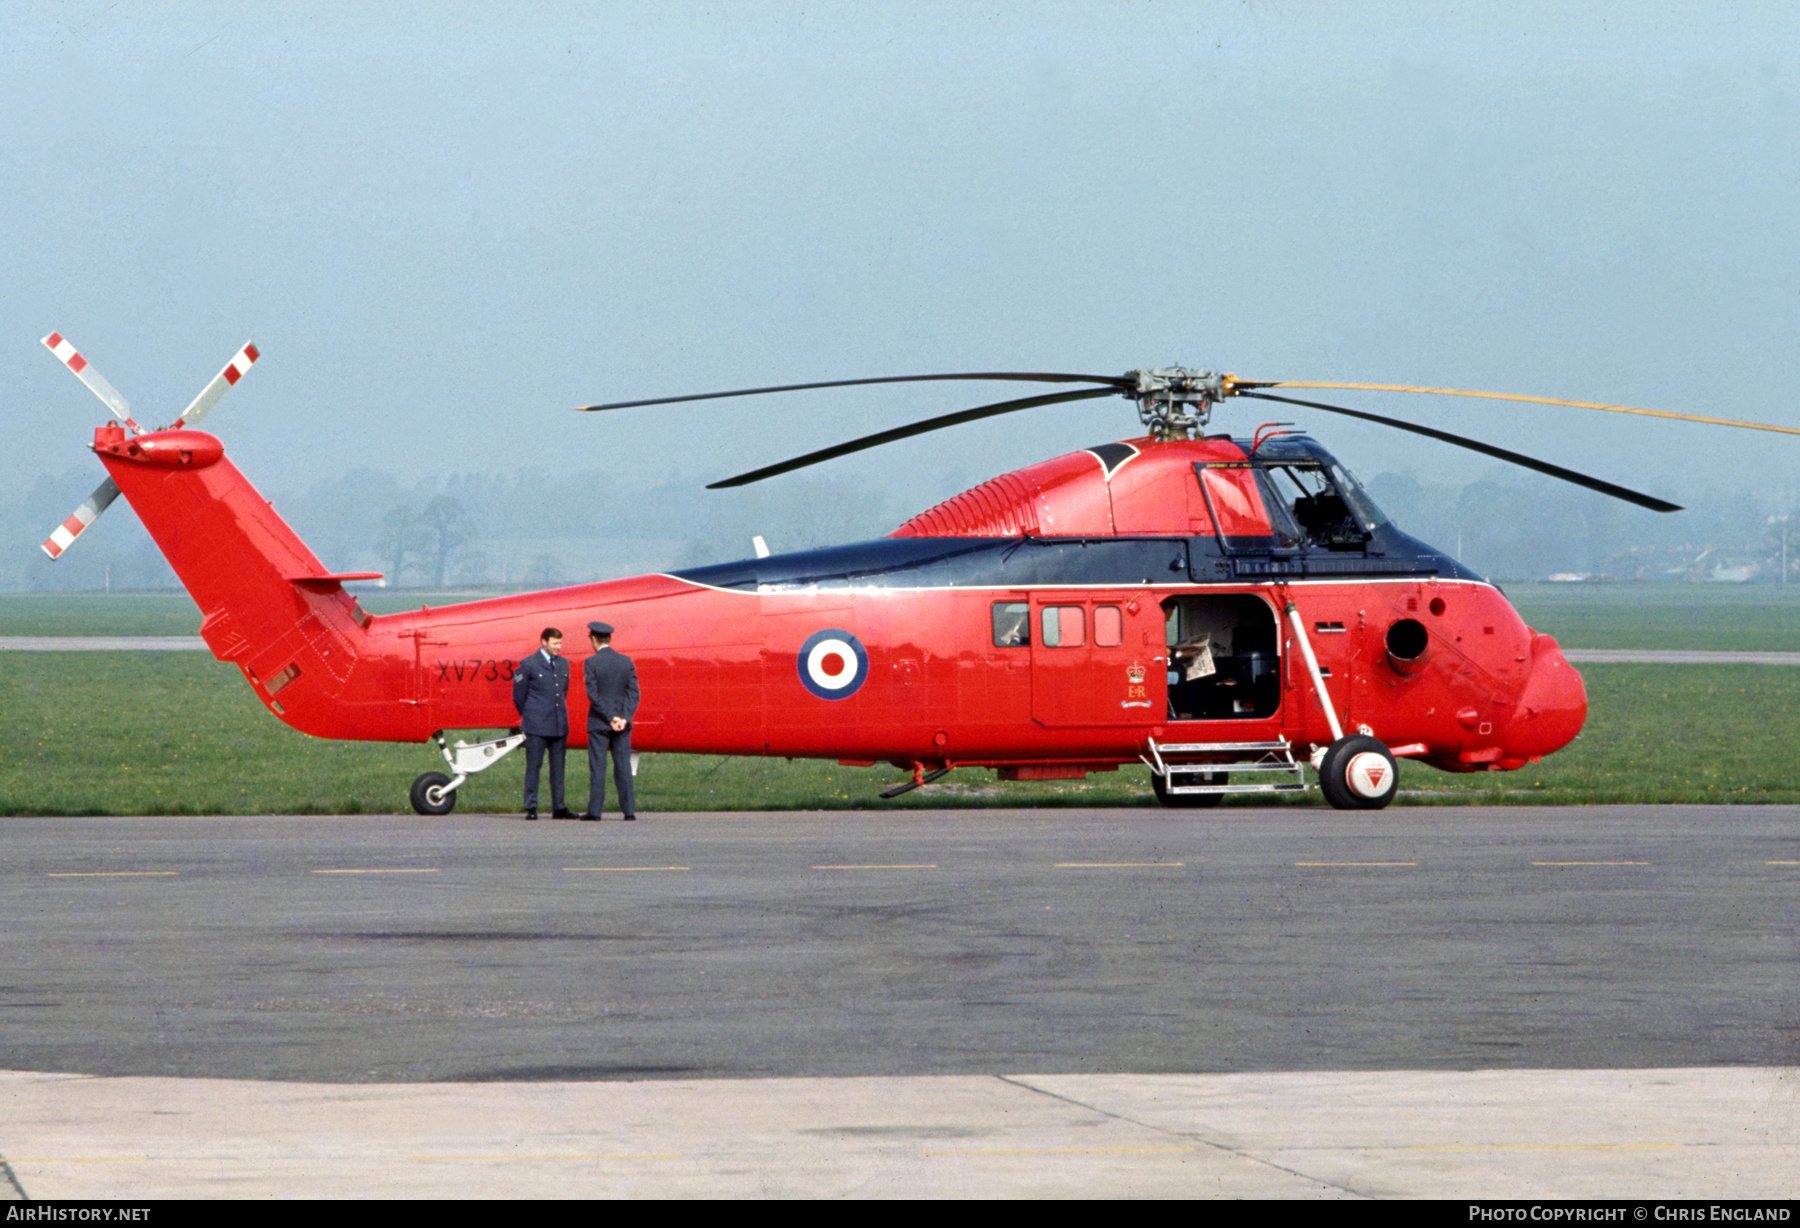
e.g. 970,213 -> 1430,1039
1284,601 -> 1344,744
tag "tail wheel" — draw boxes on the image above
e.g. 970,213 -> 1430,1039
1152,769 -> 1227,808
1317,736 -> 1399,810
410,771 -> 457,816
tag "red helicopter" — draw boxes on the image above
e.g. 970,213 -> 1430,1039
36,335 -> 1800,813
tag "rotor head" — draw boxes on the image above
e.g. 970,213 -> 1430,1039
1125,367 -> 1238,440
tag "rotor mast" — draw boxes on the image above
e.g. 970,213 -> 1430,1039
1127,367 -> 1241,440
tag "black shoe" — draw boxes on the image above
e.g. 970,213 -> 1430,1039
623,814 -> 636,822
552,808 -> 577,820
524,809 -> 538,821
578,813 -> 600,821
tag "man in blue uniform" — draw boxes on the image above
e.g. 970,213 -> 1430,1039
512,626 -> 573,820
581,620 -> 640,821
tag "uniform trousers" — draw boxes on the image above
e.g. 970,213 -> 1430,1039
587,726 -> 635,817
523,734 -> 567,811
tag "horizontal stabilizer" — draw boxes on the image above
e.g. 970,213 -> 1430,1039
289,572 -> 383,590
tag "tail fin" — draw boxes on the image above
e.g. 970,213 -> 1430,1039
94,422 -> 390,737
40,335 -> 406,741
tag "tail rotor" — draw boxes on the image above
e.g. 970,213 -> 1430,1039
37,333 -> 259,560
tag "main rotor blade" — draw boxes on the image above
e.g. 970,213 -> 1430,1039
579,371 -> 1128,413
707,386 -> 1119,489
1239,391 -> 1684,513
1265,382 -> 1800,437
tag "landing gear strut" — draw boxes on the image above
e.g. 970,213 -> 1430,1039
1282,598 -> 1399,810
407,731 -> 528,816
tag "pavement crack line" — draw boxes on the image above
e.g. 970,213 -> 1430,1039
0,1154 -> 28,1201
992,1075 -> 1370,1199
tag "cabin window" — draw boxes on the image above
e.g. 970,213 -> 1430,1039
1094,605 -> 1123,647
1040,605 -> 1086,647
992,601 -> 1030,647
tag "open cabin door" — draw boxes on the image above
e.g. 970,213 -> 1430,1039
1027,593 -> 1163,727
1160,593 -> 1284,728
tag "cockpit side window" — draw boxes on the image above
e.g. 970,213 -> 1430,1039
1257,460 -> 1383,550
1252,468 -> 1306,548
1330,462 -> 1389,529
1194,463 -> 1276,550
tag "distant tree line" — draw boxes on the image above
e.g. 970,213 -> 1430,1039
0,464 -> 918,592
2,460 -> 1795,591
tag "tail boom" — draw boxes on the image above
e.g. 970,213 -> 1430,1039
92,422 -> 409,740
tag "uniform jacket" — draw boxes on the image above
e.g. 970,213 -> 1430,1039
512,649 -> 570,737
584,648 -> 641,731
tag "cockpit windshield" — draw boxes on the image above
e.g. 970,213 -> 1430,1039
1255,459 -> 1388,551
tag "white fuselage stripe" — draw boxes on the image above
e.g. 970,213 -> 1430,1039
654,572 -> 1486,598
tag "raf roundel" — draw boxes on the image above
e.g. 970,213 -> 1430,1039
797,628 -> 869,700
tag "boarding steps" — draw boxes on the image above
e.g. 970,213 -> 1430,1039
1141,737 -> 1309,796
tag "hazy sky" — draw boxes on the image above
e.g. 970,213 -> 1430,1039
4,1 -> 1798,563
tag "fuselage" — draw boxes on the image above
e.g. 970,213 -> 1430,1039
95,424 -> 1586,777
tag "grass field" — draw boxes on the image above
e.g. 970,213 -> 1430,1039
3,585 -> 1799,814
1505,582 -> 1800,652
2,651 -> 1798,815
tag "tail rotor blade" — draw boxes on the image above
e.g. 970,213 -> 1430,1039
42,333 -> 141,434
174,341 -> 260,427
41,477 -> 122,559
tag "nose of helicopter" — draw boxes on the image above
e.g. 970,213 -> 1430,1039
1501,633 -> 1588,761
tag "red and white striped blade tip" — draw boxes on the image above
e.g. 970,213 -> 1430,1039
42,332 -> 86,372
40,478 -> 121,560
175,341 -> 259,427
42,332 -> 139,432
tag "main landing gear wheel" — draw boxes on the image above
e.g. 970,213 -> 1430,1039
1317,735 -> 1399,811
1151,769 -> 1227,808
410,771 -> 457,816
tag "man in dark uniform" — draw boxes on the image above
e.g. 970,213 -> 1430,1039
512,627 -> 573,820
581,620 -> 640,821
